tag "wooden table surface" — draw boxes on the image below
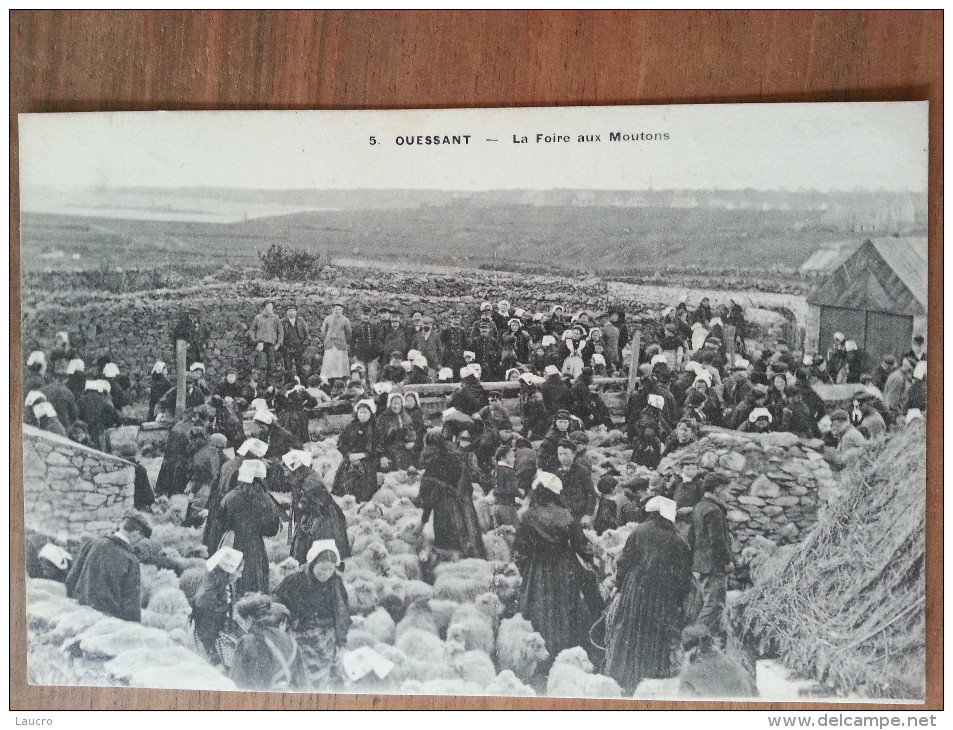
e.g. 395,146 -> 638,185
10,9 -> 942,711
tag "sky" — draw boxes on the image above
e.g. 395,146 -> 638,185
18,102 -> 928,193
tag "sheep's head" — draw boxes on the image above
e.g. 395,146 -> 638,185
516,633 -> 550,667
554,646 -> 592,673
474,592 -> 503,620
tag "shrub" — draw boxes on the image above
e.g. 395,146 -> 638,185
258,244 -> 326,282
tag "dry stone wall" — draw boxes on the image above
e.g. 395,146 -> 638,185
23,424 -> 135,540
658,427 -> 837,565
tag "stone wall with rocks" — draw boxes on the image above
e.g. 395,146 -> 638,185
23,424 -> 135,540
657,427 -> 837,568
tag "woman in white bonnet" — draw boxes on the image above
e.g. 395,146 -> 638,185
191,546 -> 244,667
604,495 -> 693,692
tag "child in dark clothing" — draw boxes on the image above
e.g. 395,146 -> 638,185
379,351 -> 406,384
118,442 -> 156,511
618,477 -> 649,525
492,445 -> 520,527
592,475 -> 619,535
630,423 -> 663,469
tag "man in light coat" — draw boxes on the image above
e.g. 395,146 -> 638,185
248,301 -> 280,381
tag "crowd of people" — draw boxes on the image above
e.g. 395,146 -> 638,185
23,293 -> 928,695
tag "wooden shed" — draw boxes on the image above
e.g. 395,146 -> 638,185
805,237 -> 927,360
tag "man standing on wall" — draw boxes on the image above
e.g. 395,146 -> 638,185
689,473 -> 733,643
65,510 -> 153,623
277,305 -> 310,381
248,301 -> 280,383
351,307 -> 380,385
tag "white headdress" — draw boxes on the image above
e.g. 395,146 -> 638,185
307,539 -> 341,565
644,495 -> 677,523
237,459 -> 267,483
532,471 -> 563,495
282,449 -> 314,471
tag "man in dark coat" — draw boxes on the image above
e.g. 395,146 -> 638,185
440,312 -> 469,375
470,322 -> 502,381
379,314 -> 410,362
689,475 -> 733,641
350,307 -> 381,383
410,315 -> 443,374
277,305 -> 310,380
65,511 -> 153,622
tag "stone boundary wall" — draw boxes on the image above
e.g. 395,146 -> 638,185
658,427 -> 836,564
23,424 -> 135,540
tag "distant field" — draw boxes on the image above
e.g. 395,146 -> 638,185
21,205 -> 871,274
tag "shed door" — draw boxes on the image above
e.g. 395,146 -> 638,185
865,311 -> 913,361
818,306 -> 865,354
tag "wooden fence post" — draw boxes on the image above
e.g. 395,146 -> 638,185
627,326 -> 642,396
175,339 -> 187,419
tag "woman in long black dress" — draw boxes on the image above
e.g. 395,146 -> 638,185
218,459 -> 282,596
281,449 -> 351,564
331,399 -> 379,502
375,392 -> 415,473
604,495 -> 693,693
513,471 -> 601,663
418,429 -> 486,560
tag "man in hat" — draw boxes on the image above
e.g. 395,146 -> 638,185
827,409 -> 867,467
248,301 -> 281,380
65,510 -> 153,622
440,311 -> 469,376
379,311 -> 409,363
410,314 -> 443,375
351,306 -> 381,385
689,473 -> 732,641
277,304 -> 310,380
470,320 -> 502,381
471,303 -> 499,342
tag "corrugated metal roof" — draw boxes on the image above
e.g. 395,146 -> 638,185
807,238 -> 928,315
800,240 -> 864,273
869,237 -> 928,309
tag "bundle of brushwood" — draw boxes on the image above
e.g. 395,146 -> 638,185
736,422 -> 926,700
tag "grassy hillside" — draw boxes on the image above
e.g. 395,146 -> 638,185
21,205 -> 892,275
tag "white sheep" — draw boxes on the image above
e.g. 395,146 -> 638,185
395,599 -> 439,639
449,645 -> 497,689
362,606 -> 396,645
486,669 -> 537,697
496,614 -> 550,682
482,531 -> 511,563
472,592 -> 504,634
446,603 -> 495,655
428,599 -> 460,637
546,646 -> 622,698
392,628 -> 456,683
140,568 -> 179,609
473,492 -> 495,533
